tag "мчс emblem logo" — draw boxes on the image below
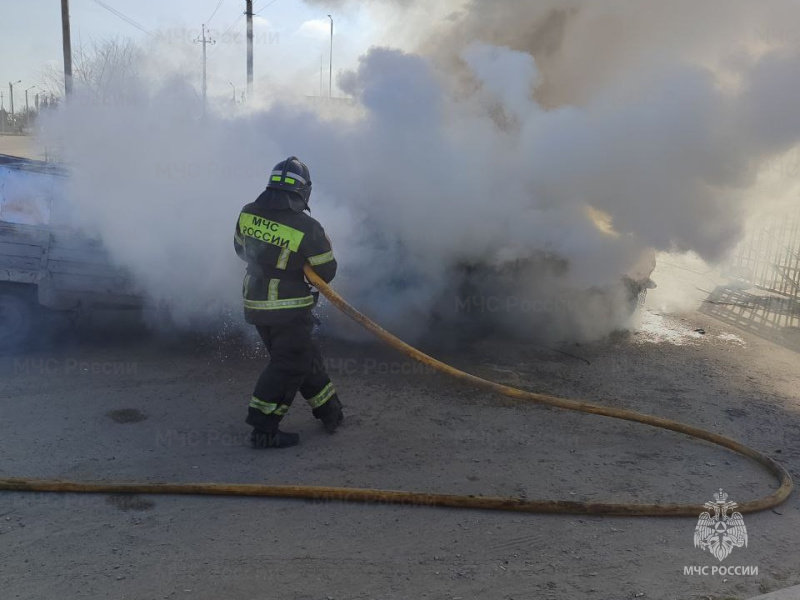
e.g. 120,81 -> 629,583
694,489 -> 748,562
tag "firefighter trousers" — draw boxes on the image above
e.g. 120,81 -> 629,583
246,311 -> 338,433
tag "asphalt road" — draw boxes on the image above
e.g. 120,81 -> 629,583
1,258 -> 799,600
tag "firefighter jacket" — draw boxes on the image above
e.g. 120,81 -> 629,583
234,188 -> 337,325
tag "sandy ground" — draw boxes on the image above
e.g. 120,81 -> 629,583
1,256 -> 799,600
0,135 -> 59,161
0,135 -> 37,160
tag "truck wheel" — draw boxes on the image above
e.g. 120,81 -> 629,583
0,292 -> 34,351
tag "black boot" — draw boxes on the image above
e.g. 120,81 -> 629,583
250,428 -> 300,449
312,396 -> 344,433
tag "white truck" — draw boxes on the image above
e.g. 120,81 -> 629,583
0,153 -> 141,349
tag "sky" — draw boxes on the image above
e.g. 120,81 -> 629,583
0,0 -> 393,108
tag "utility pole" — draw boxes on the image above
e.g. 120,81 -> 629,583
194,24 -> 215,115
327,15 -> 333,98
61,0 -> 73,96
246,0 -> 253,99
9,80 -> 21,120
25,86 -> 35,128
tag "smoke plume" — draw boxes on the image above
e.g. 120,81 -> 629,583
38,0 -> 800,341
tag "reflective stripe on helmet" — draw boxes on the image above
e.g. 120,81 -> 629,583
270,169 -> 306,185
307,382 -> 335,408
281,170 -> 306,184
244,296 -> 315,310
270,175 -> 300,185
308,251 -> 334,266
286,172 -> 306,184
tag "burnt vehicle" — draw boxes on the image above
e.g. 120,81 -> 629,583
0,154 -> 142,349
427,249 -> 657,343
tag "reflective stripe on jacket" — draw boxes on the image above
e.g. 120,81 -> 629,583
235,192 -> 336,324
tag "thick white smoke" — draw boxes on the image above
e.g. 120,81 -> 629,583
37,0 -> 800,341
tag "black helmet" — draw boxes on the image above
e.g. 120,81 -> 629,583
267,156 -> 312,209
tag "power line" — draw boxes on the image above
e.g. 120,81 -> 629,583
208,13 -> 244,56
90,0 -> 153,36
205,0 -> 226,26
207,0 -> 277,58
255,0 -> 279,17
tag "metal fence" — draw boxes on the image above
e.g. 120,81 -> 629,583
704,208 -> 800,350
725,209 -> 800,297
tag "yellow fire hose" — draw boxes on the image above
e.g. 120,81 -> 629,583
0,265 -> 792,517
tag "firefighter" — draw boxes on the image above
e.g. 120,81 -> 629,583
234,156 -> 343,448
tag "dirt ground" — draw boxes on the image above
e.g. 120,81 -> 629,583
1,256 -> 799,600
0,135 -> 43,161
